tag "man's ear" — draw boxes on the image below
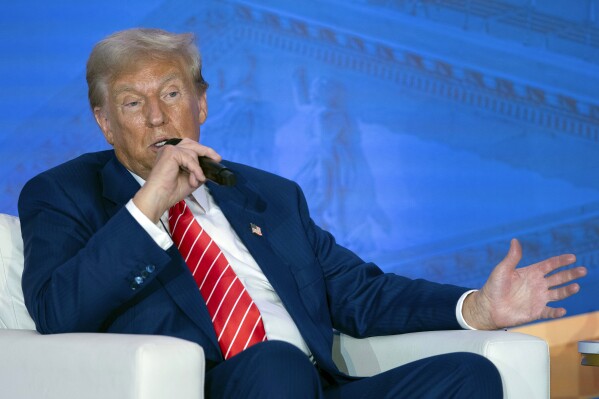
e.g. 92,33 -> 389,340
198,92 -> 208,124
94,107 -> 114,145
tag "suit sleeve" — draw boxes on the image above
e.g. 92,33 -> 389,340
292,181 -> 471,337
18,172 -> 172,334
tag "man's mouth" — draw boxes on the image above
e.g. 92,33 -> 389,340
153,139 -> 169,148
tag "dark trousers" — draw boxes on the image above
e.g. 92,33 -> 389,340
205,341 -> 503,398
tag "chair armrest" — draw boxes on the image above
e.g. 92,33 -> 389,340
333,330 -> 548,399
0,329 -> 204,399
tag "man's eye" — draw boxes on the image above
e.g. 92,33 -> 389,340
166,91 -> 179,98
124,101 -> 140,108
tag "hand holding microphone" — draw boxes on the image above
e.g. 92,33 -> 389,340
133,137 -> 235,223
164,138 -> 236,186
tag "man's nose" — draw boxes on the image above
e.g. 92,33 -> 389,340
145,97 -> 167,126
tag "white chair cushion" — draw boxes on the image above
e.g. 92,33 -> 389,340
0,213 -> 35,330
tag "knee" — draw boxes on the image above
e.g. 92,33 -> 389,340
249,340 -> 313,370
450,352 -> 503,398
239,341 -> 321,396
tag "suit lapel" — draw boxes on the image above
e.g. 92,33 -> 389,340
207,179 -> 319,344
207,180 -> 300,299
209,179 -> 342,370
100,154 -> 140,218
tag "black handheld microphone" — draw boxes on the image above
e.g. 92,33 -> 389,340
164,138 -> 237,186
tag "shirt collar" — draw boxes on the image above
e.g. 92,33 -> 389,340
192,183 -> 211,213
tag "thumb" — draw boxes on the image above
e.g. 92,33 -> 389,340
496,239 -> 522,274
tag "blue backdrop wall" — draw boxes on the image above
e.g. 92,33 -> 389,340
1,0 -> 598,321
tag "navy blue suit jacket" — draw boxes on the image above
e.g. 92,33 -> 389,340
19,150 -> 468,381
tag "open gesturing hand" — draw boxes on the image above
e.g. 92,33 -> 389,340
463,239 -> 587,330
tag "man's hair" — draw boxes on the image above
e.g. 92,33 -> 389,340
86,28 -> 209,109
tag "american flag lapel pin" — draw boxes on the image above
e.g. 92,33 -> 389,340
250,223 -> 263,236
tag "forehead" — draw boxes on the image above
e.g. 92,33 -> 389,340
109,56 -> 191,96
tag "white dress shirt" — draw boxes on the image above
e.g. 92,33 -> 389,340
126,178 -> 313,357
125,176 -> 475,357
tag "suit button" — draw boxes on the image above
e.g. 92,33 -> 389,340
146,265 -> 156,273
141,270 -> 149,278
134,276 -> 144,285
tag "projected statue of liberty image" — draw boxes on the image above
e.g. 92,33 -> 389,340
203,52 -> 275,171
290,67 -> 389,253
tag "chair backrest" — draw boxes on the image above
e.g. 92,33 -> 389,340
0,213 -> 36,330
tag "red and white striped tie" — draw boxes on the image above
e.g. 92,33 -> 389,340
169,199 -> 267,359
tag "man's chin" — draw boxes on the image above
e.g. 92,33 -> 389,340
114,154 -> 153,180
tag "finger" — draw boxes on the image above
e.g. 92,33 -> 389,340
178,152 -> 206,182
545,266 -> 587,288
163,144 -> 205,181
175,137 -> 199,148
176,138 -> 222,162
548,283 -> 581,302
541,306 -> 567,319
201,146 -> 222,162
174,163 -> 202,188
188,172 -> 200,188
494,238 -> 522,273
536,253 -> 577,275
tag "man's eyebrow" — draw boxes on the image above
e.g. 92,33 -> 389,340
112,73 -> 184,96
159,73 -> 184,86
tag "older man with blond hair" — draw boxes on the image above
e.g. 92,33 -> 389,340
19,28 -> 586,398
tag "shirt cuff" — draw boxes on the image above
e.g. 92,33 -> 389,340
125,199 -> 173,250
456,289 -> 478,330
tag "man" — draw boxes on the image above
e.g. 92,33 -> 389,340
19,28 -> 586,398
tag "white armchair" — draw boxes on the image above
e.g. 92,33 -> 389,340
0,213 -> 549,398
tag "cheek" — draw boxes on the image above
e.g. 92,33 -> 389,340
175,103 -> 200,129
115,116 -> 147,140
111,121 -> 147,152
